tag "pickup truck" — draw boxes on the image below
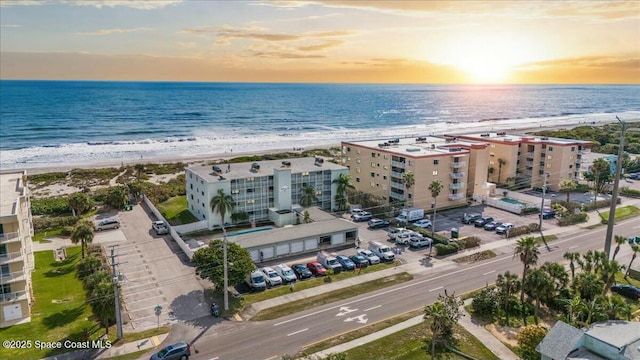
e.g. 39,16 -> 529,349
152,221 -> 169,235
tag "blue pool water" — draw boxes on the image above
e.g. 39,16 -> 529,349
227,227 -> 274,237
500,198 -> 528,207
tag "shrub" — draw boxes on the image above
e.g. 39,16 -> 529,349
77,256 -> 103,280
517,325 -> 549,360
435,242 -> 459,256
582,198 -> 619,212
557,212 -> 588,226
621,187 -> 640,198
506,223 -> 540,238
458,236 -> 481,249
31,196 -> 71,215
33,216 -> 79,232
521,207 -> 540,215
472,286 -> 498,318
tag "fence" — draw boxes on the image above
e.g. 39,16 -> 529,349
142,195 -> 195,260
173,220 -> 208,234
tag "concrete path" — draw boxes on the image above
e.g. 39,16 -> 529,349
458,299 -> 519,360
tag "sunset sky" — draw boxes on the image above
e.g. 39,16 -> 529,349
1,0 -> 639,84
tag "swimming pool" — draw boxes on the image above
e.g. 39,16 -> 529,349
500,197 -> 528,207
227,227 -> 274,237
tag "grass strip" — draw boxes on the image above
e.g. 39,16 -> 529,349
452,250 -> 496,264
533,234 -> 558,245
104,349 -> 150,360
251,272 -> 413,321
600,205 -> 640,223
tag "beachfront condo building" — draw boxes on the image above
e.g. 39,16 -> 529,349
341,136 -> 490,211
185,158 -> 349,229
0,170 -> 34,328
450,132 -> 592,191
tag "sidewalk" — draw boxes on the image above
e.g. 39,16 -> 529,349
41,333 -> 168,360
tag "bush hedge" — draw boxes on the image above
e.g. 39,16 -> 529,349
31,196 -> 71,215
521,207 -> 540,215
435,242 -> 459,256
557,212 -> 588,226
621,187 -> 640,198
33,216 -> 79,232
506,223 -> 540,238
456,236 -> 481,249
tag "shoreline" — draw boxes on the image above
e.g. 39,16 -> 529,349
6,119 -> 635,176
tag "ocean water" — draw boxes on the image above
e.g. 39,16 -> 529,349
0,81 -> 638,169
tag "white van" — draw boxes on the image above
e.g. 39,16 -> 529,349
274,264 -> 297,283
317,251 -> 343,274
245,270 -> 266,292
369,241 -> 395,262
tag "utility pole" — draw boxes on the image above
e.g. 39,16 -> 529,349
538,173 -> 549,231
604,117 -> 626,259
223,229 -> 229,311
109,245 -> 124,340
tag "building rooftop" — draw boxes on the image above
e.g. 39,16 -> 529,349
585,321 -> 640,357
343,136 -> 484,158
0,171 -> 26,216
453,131 -> 592,146
187,157 -> 346,183
536,320 -> 585,360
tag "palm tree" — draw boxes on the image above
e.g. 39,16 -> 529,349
400,172 -> 415,226
210,188 -> 235,311
572,272 -> 604,301
562,294 -> 585,327
332,173 -> 355,211
540,262 -> 569,297
559,179 -> 577,203
495,271 -> 520,326
302,210 -> 311,224
612,235 -> 627,261
497,158 -> 506,184
134,163 -> 145,183
563,251 -> 582,280
299,185 -> 319,207
424,301 -> 449,359
71,219 -> 94,259
68,192 -> 92,217
524,268 -> 554,324
487,166 -> 494,182
428,180 -> 443,237
514,236 -> 540,324
625,244 -> 640,279
581,250 -> 595,273
600,259 -> 625,295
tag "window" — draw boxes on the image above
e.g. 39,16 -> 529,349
547,164 -> 552,168
189,173 -> 192,179
372,152 -> 376,157
356,149 -> 361,154
383,185 -> 388,190
247,189 -> 253,193
247,200 -> 255,204
539,170 -> 544,175
356,159 -> 361,164
0,264 -> 8,277
347,156 -> 351,161
569,164 -> 573,169
201,180 -> 204,185
302,172 -> 309,176
370,172 -> 375,177
548,146 -> 554,151
247,177 -> 254,181
356,167 -> 361,173
346,147 -> 351,152
191,194 -> 194,200
432,170 -> 438,176
356,177 -> 360,183
232,189 -> 239,194
408,160 -> 414,166
491,144 -> 496,148
315,191 -> 322,195
489,160 -> 495,165
489,152 -> 495,157
201,191 -> 204,196
190,184 -> 193,189
383,154 -> 388,159
547,155 -> 553,160
433,159 -> 439,165
371,162 -> 376,167
383,165 -> 389,170
569,155 -> 574,160
1,283 -> 11,294
370,181 -> 375,187
383,175 -> 387,180
571,146 -> 575,151
202,203 -> 205,207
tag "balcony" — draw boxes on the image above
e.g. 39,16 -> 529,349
0,251 -> 23,265
0,231 -> 21,245
525,170 -> 533,177
391,171 -> 404,179
0,290 -> 28,303
526,161 -> 533,167
391,160 -> 406,168
448,193 -> 465,200
390,192 -> 405,201
449,183 -> 464,189
450,172 -> 465,179
0,271 -> 25,284
390,181 -> 404,190
526,152 -> 534,159
451,161 -> 466,169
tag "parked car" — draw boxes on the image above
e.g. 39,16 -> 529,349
150,342 -> 191,360
352,211 -> 373,222
336,255 -> 356,271
611,284 -> 640,300
483,221 -> 501,231
461,213 -> 482,224
349,255 -> 369,268
540,208 -> 556,219
350,207 -> 364,215
412,219 -> 432,229
368,218 -> 390,229
474,216 -> 494,227
495,223 -> 514,235
306,261 -> 327,277
261,267 -> 283,287
274,264 -> 297,283
291,263 -> 312,280
96,219 -> 120,231
394,230 -> 415,245
409,236 -> 432,249
245,270 -> 267,292
152,220 -> 169,235
357,249 -> 381,265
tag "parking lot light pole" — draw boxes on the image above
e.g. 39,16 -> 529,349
539,174 -> 549,231
604,117 -> 626,259
223,229 -> 229,311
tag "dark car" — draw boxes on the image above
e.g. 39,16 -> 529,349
483,221 -> 501,231
336,255 -> 356,271
462,213 -> 482,224
474,216 -> 494,227
291,263 -> 312,280
368,218 -> 390,229
539,208 -> 556,219
306,261 -> 327,277
150,342 -> 191,360
349,255 -> 369,269
611,284 -> 640,300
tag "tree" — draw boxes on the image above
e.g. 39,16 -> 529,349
561,294 -> 585,327
612,235 -> 627,261
572,272 -> 603,301
71,219 -> 94,259
487,166 -> 494,181
134,163 -> 145,183
497,158 -> 506,184
89,278 -> 118,334
524,268 -> 554,324
68,192 -> 92,217
399,172 -> 415,226
514,236 -> 540,325
428,180 -> 443,237
302,210 -> 311,224
332,173 -> 355,211
540,262 -> 569,296
625,244 -> 640,279
517,325 -> 548,360
77,256 -> 103,281
563,251 -> 582,280
495,271 -> 520,326
106,185 -> 129,209
599,259 -> 625,295
300,185 -> 319,207
423,291 -> 463,359
209,188 -> 235,310
471,286 -> 498,318
231,211 -> 249,225
559,179 -> 577,203
192,240 -> 254,290
584,158 -> 613,195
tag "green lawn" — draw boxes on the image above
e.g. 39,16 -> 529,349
33,228 -> 63,242
600,205 -> 640,224
0,247 -> 96,359
157,196 -> 198,225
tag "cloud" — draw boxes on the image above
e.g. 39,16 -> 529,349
75,27 -> 153,36
1,24 -> 21,28
176,42 -> 197,48
252,51 -> 325,59
0,0 -> 182,9
522,56 -> 640,70
182,25 -> 353,44
298,40 -> 344,51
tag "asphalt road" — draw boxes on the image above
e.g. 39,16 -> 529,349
187,219 -> 638,360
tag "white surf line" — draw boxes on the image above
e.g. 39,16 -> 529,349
287,328 -> 309,337
429,286 -> 443,292
363,305 -> 381,312
483,270 -> 495,276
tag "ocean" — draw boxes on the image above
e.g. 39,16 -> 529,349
0,81 -> 639,170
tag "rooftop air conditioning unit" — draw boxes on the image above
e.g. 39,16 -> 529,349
213,165 -> 222,173
314,157 -> 324,166
251,163 -> 260,172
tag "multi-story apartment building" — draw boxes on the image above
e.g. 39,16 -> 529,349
341,136 -> 489,211
186,158 -> 348,229
451,132 -> 591,191
0,170 -> 34,328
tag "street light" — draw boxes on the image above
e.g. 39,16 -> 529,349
604,116 -> 626,259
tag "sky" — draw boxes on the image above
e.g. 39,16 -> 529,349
0,0 -> 639,84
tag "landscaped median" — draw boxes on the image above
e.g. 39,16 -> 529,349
599,205 -> 640,224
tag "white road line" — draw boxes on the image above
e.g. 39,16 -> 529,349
363,305 -> 381,312
569,245 -> 578,249
482,270 -> 495,276
429,286 -> 443,292
210,357 -> 219,360
287,328 -> 309,337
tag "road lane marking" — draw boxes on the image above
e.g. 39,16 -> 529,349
482,270 -> 495,276
210,357 -> 219,360
569,245 -> 578,249
287,328 -> 309,336
335,306 -> 358,316
344,314 -> 368,324
363,305 -> 381,312
429,286 -> 443,292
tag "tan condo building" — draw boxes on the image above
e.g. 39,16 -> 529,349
341,136 -> 489,211
0,170 -> 34,328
